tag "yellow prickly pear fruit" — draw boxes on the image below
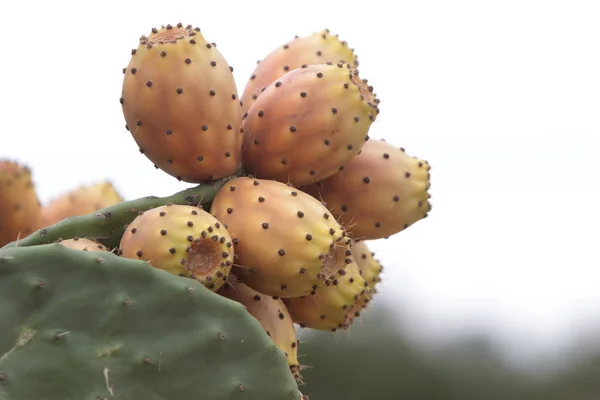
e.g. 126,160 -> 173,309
351,240 -> 383,290
218,275 -> 303,382
42,181 -> 123,226
210,177 -> 353,298
58,237 -> 109,252
0,160 -> 43,246
119,204 -> 234,292
241,29 -> 358,114
241,63 -> 379,187
121,23 -> 243,183
283,261 -> 372,332
302,139 -> 432,240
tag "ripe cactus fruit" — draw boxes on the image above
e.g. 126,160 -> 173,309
210,177 -> 353,298
0,160 -> 43,247
121,23 -> 243,183
119,204 -> 233,291
302,139 -> 432,240
241,29 -> 359,114
42,181 -> 123,226
57,237 -> 109,252
352,240 -> 383,290
241,63 -> 380,186
0,243 -> 302,399
218,275 -> 303,382
283,260 -> 372,332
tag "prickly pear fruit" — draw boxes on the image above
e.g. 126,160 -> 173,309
302,139 -> 432,240
283,260 -> 372,332
241,29 -> 358,114
0,160 -> 43,246
241,63 -> 379,186
352,240 -> 383,290
121,23 -> 243,183
218,275 -> 303,382
42,181 -> 123,226
57,237 -> 109,252
210,177 -> 353,298
119,204 -> 233,291
0,243 -> 302,400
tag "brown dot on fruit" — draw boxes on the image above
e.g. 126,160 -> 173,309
383,153 -> 390,159
166,129 -> 172,135
160,229 -> 167,236
159,212 -> 166,217
363,177 -> 370,183
405,172 -> 411,178
169,248 -> 176,254
297,211 -> 304,218
300,91 -> 307,97
306,234 -> 312,241
136,250 -> 142,257
341,205 -> 348,212
177,88 -> 183,94
209,90 -> 216,96
202,125 -> 208,131
283,65 -> 289,71
278,249 -> 285,256
258,196 -> 265,202
185,58 -> 191,64
393,195 -> 400,202
258,110 -> 264,117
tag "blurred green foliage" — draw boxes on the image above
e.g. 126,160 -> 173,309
296,303 -> 600,400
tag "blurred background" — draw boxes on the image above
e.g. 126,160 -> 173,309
2,0 -> 599,398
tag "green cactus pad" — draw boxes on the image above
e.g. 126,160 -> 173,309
1,176 -> 234,251
0,244 -> 302,400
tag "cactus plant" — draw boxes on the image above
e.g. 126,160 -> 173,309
121,23 -> 243,183
42,181 -> 124,226
302,139 -> 432,240
119,204 -> 233,291
0,160 -> 43,247
210,177 -> 353,298
0,244 -> 303,400
240,29 -> 359,114
241,63 -> 379,186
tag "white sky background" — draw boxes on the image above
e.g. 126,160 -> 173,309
2,0 -> 599,364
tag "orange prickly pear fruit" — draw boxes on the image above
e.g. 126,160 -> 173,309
241,63 -> 379,187
210,177 -> 353,298
121,23 -> 243,183
119,204 -> 234,292
0,160 -> 43,246
283,260 -> 372,332
351,240 -> 383,290
241,29 -> 358,114
218,275 -> 303,382
302,139 -> 432,240
42,181 -> 123,226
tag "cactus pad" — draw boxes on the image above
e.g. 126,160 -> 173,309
0,244 -> 302,400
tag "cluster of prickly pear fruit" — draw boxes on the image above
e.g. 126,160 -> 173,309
1,22 -> 433,399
